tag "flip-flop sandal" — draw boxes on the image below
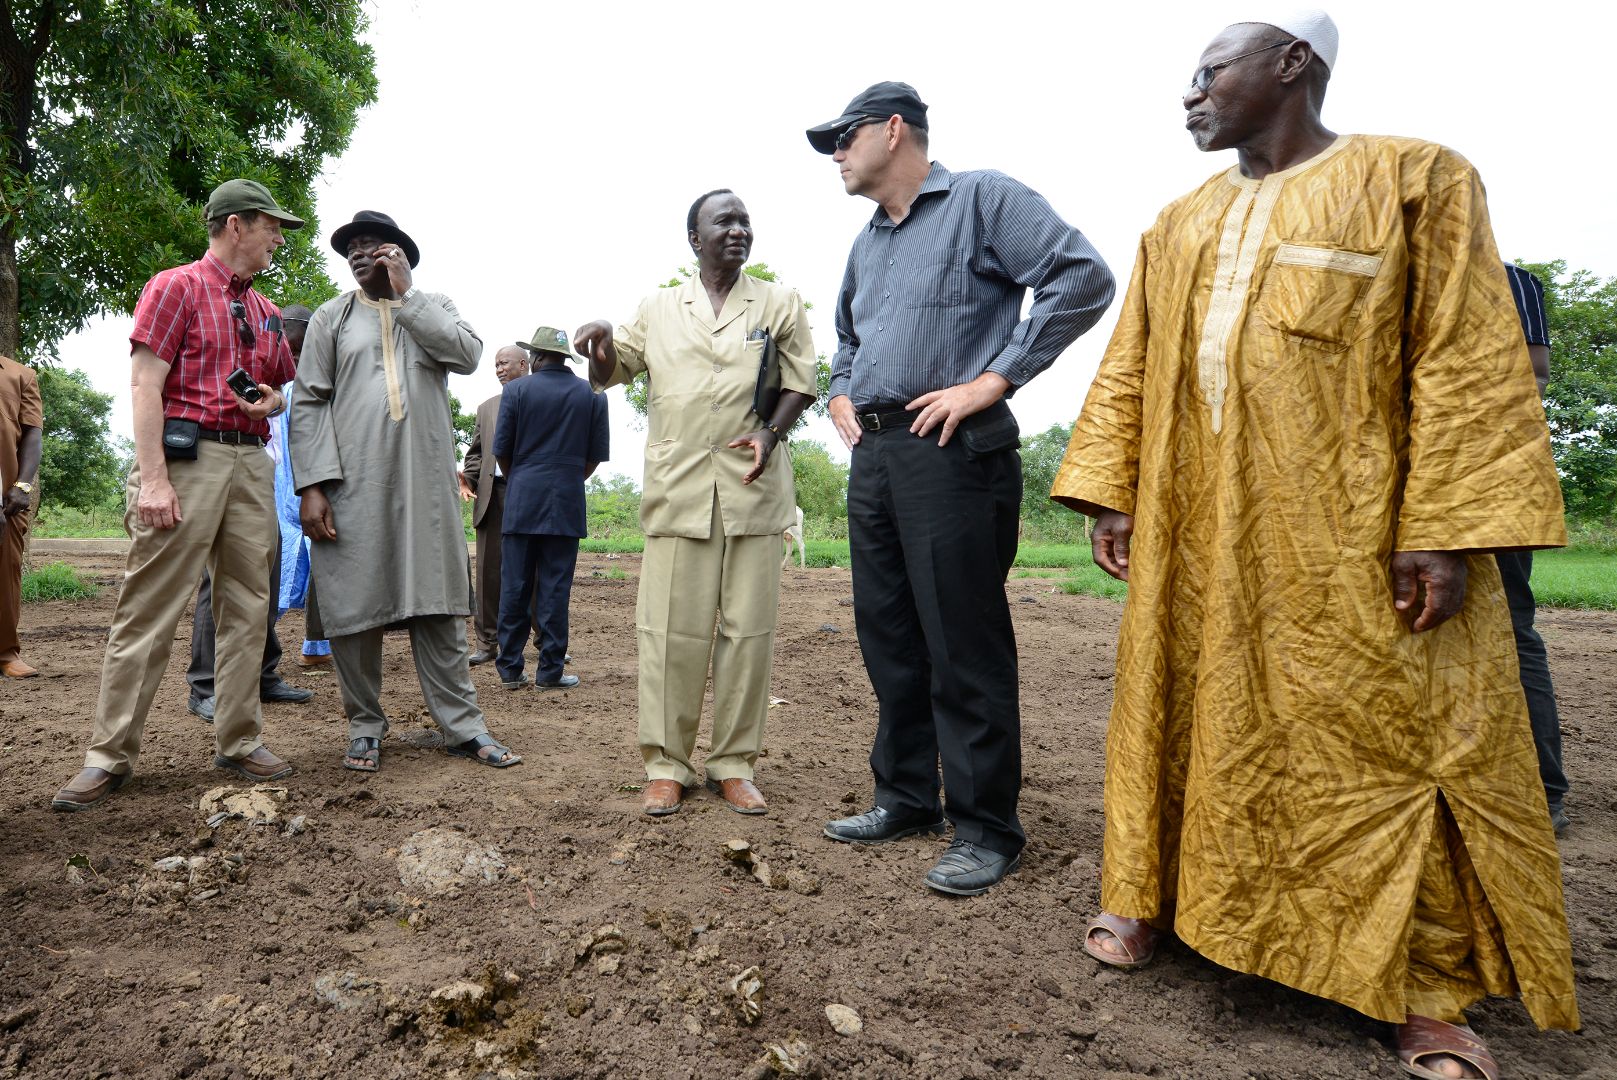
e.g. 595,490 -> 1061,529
343,737 -> 380,773
1396,1016 -> 1498,1080
447,733 -> 523,769
1083,912 -> 1161,970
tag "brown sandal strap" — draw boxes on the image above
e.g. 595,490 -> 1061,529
1397,1016 -> 1498,1080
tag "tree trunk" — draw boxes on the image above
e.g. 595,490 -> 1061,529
0,230 -> 18,359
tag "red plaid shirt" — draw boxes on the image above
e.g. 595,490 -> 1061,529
129,252 -> 295,436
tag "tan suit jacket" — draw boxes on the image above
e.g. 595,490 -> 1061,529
596,274 -> 816,538
463,393 -> 502,528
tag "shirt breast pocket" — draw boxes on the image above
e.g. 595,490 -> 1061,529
902,250 -> 963,308
1256,243 -> 1384,352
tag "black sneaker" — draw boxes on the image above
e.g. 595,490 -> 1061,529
1550,804 -> 1570,836
823,806 -> 946,845
535,674 -> 579,691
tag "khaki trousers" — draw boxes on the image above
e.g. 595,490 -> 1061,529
637,494 -> 780,785
85,442 -> 276,773
329,614 -> 487,746
0,498 -> 31,655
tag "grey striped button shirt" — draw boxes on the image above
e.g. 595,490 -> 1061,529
830,162 -> 1115,408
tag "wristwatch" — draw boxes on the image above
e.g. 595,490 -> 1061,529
11,481 -> 33,494
400,286 -> 418,303
765,422 -> 786,439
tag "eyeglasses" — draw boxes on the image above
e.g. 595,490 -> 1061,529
1187,40 -> 1294,95
834,116 -> 884,152
229,299 -> 256,348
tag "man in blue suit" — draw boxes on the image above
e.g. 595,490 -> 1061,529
494,326 -> 609,690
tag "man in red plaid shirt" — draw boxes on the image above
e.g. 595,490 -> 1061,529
53,179 -> 305,811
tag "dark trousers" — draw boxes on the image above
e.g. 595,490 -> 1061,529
187,535 -> 282,701
473,479 -> 538,650
496,532 -> 579,684
847,417 -> 1025,857
1495,549 -> 1568,811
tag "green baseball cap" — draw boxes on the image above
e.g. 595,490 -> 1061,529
517,326 -> 576,360
204,179 -> 305,229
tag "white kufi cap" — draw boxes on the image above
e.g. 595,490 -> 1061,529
1232,9 -> 1339,71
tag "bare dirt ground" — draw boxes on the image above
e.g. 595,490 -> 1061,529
0,547 -> 1612,1079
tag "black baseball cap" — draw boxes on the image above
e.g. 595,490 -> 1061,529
806,81 -> 928,154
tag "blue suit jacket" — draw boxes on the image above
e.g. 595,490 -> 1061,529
493,366 -> 609,538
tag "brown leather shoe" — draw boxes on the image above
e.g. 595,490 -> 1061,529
642,779 -> 685,816
296,653 -> 333,669
213,745 -> 294,781
1,657 -> 39,678
51,768 -> 129,812
705,777 -> 767,815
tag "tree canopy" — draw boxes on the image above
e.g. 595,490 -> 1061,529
34,364 -> 121,510
1518,261 -> 1617,521
1,1 -> 379,361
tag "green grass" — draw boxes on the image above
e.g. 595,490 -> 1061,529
21,562 -> 100,602
33,504 -> 126,539
1531,548 -> 1617,610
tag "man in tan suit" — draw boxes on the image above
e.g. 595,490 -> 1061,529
0,353 -> 43,679
460,344 -> 538,664
575,189 -> 817,817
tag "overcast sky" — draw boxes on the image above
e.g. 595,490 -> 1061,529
58,0 -> 1616,483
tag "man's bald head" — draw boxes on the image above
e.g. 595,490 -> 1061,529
494,344 -> 529,384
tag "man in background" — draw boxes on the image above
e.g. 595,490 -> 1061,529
493,326 -> 607,691
184,303 -> 317,720
0,351 -> 42,678
1502,262 -> 1569,835
460,343 -> 538,665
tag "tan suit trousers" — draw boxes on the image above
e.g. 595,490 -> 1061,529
637,492 -> 780,785
0,497 -> 32,655
85,442 -> 276,773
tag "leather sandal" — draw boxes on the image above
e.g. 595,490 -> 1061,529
1083,912 -> 1161,969
343,737 -> 380,773
1396,1015 -> 1498,1080
447,732 -> 522,768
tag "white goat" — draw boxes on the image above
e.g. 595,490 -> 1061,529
782,505 -> 806,569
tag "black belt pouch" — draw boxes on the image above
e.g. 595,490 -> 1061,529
959,401 -> 1020,460
163,417 -> 200,460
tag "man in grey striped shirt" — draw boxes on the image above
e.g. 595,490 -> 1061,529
807,81 -> 1115,895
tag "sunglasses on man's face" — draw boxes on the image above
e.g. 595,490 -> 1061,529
229,299 -> 256,348
834,117 -> 885,153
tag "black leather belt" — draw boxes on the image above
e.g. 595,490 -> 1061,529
854,408 -> 921,432
199,428 -> 266,447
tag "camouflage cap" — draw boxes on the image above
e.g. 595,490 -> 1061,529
517,326 -> 576,360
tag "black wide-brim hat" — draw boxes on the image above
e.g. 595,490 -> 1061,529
330,210 -> 420,268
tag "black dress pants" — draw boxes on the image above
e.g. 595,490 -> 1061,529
847,410 -> 1024,856
496,532 -> 579,685
1494,549 -> 1568,812
187,537 -> 282,701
